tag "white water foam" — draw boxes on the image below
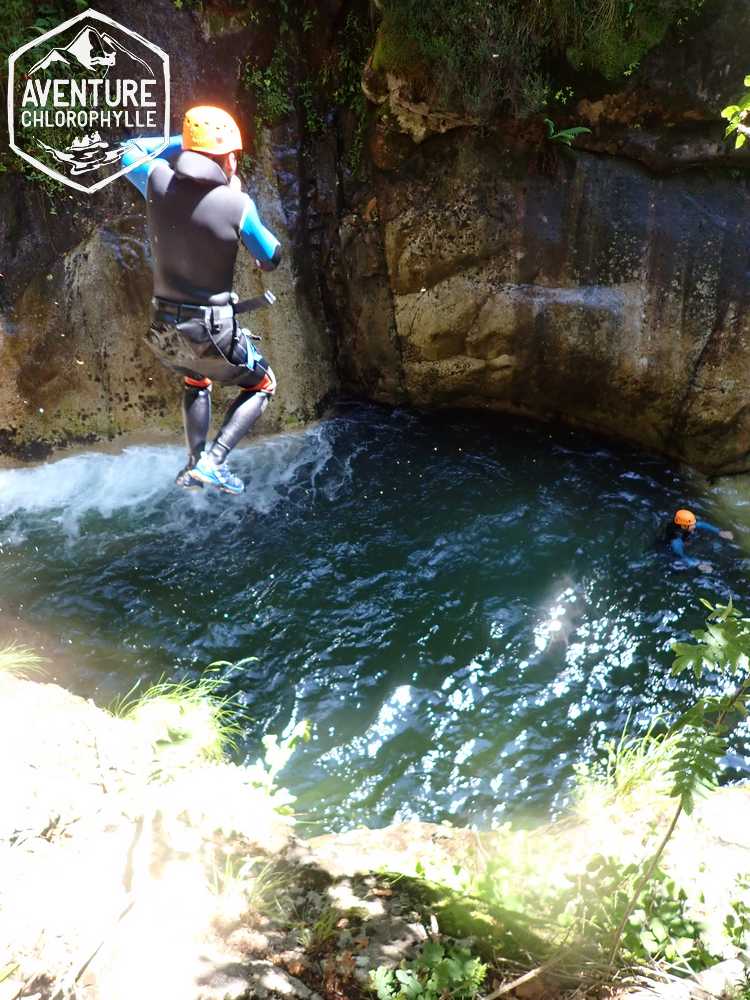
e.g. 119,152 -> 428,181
0,423 -> 338,535
0,447 -> 175,526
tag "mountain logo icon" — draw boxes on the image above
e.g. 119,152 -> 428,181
28,24 -> 154,79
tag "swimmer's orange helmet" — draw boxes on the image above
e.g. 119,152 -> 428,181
674,509 -> 697,530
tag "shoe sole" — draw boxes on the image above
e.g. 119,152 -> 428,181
189,468 -> 244,495
176,471 -> 203,490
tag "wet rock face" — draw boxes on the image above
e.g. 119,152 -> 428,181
334,128 -> 750,473
0,0 -> 338,461
4,0 -> 750,471
321,0 -> 750,474
0,181 -> 334,460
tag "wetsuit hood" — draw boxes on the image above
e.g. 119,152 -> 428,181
173,150 -> 228,187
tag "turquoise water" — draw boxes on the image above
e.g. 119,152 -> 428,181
1,404 -> 749,831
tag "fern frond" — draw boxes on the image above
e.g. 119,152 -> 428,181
668,726 -> 726,815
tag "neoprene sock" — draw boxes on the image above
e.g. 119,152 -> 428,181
208,391 -> 268,465
182,384 -> 211,464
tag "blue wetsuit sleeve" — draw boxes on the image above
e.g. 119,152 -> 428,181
121,134 -> 182,197
239,195 -> 281,270
671,536 -> 698,567
696,520 -> 721,536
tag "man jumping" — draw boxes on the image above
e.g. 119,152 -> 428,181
121,106 -> 282,495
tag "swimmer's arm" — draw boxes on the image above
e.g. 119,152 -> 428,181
697,519 -> 735,541
121,134 -> 183,197
671,536 -> 699,567
696,519 -> 721,536
239,195 -> 282,271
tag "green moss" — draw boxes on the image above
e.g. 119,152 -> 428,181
373,0 -> 706,119
562,0 -> 705,79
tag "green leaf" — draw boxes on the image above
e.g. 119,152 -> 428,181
420,941 -> 444,966
559,126 -> 592,138
395,969 -> 422,999
0,965 -> 19,986
744,75 -> 750,87
677,701 -> 706,729
639,929 -> 659,953
674,936 -> 696,955
722,105 -> 741,119
737,132 -> 747,149
668,726 -> 726,814
370,966 -> 396,1000
650,917 -> 667,942
671,641 -> 706,678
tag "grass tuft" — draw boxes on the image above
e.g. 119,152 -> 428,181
109,674 -> 243,772
573,717 -> 679,816
0,644 -> 46,680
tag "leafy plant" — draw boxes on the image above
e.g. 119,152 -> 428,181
724,875 -> 750,949
721,76 -> 750,150
607,599 -> 750,965
544,117 -> 591,146
244,48 -> 295,128
559,0 -> 705,80
667,725 -> 726,816
566,855 -> 714,969
467,602 -> 750,980
296,905 -> 341,954
242,4 -> 372,171
370,940 -> 486,1000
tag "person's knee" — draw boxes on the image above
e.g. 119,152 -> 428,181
184,376 -> 212,391
241,367 -> 276,397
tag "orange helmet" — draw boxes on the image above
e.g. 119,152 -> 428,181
182,106 -> 242,155
674,509 -> 696,529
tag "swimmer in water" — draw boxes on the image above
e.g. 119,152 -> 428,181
665,508 -> 734,573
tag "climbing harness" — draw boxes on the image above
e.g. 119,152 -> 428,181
148,289 -> 277,387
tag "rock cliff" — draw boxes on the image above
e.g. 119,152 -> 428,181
4,0 -> 750,472
319,0 -> 750,473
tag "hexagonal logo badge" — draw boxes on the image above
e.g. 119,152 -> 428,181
6,8 -> 170,193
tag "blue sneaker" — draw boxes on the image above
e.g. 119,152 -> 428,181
175,464 -> 203,490
189,453 -> 245,495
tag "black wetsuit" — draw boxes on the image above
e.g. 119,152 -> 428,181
122,135 -> 282,467
664,520 -> 722,567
